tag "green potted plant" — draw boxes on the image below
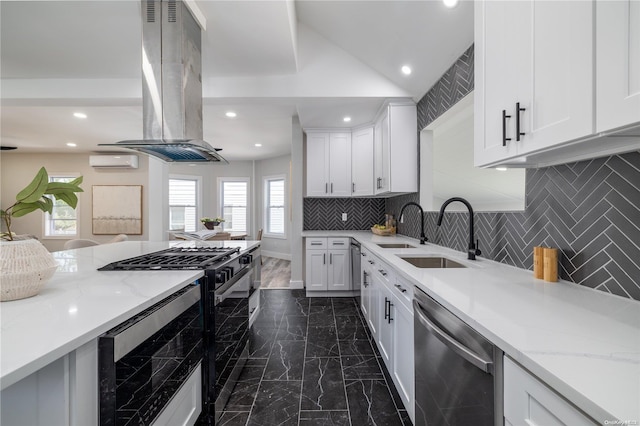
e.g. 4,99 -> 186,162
0,167 -> 83,301
200,217 -> 225,230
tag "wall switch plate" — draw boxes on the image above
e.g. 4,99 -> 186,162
342,213 -> 348,221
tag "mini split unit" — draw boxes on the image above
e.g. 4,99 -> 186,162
89,155 -> 139,169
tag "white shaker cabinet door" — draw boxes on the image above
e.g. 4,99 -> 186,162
328,132 -> 352,197
306,132 -> 330,197
351,127 -> 374,196
596,0 -> 640,133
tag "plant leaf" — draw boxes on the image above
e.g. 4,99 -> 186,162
69,176 -> 83,186
45,182 -> 84,194
11,202 -> 42,217
38,197 -> 54,214
54,192 -> 78,209
16,167 -> 49,203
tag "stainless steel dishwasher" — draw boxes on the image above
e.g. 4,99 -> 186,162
413,287 -> 503,426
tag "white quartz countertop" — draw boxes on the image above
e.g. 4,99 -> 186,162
0,240 -> 259,390
303,230 -> 640,424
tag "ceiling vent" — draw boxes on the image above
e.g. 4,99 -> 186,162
90,155 -> 139,169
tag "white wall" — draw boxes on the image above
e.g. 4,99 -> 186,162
290,116 -> 304,285
254,154 -> 292,259
169,160 -> 256,235
0,153 -> 150,251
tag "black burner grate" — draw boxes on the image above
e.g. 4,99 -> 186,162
98,247 -> 240,271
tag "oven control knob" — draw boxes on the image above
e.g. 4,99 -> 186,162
240,254 -> 252,265
224,266 -> 234,279
215,271 -> 226,284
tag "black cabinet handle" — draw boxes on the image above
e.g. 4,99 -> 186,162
352,182 -> 355,193
502,109 -> 512,147
384,297 -> 389,320
516,102 -> 526,141
325,183 -> 328,194
388,301 -> 394,323
330,253 -> 333,264
331,183 -> 333,193
323,253 -> 326,264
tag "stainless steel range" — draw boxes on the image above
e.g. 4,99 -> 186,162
98,244 -> 260,426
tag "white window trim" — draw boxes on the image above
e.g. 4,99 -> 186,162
217,177 -> 251,234
263,174 -> 287,240
169,174 -> 202,232
42,172 -> 81,240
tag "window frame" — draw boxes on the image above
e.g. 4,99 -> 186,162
263,174 -> 287,239
42,172 -> 81,239
168,174 -> 202,232
217,177 -> 250,234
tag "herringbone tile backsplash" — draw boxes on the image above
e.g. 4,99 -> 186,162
303,198 -> 386,230
387,152 -> 640,300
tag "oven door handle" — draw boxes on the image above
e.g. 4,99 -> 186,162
109,284 -> 201,362
413,299 -> 493,374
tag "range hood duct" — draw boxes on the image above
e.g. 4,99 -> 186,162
100,0 -> 227,163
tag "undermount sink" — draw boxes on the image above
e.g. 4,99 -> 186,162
398,256 -> 466,269
376,243 -> 417,249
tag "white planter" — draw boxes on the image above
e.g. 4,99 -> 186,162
0,239 -> 58,301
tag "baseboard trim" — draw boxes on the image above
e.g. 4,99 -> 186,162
306,290 -> 360,298
289,280 -> 304,289
261,250 -> 291,261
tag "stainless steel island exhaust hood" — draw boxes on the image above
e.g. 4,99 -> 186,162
100,0 -> 227,163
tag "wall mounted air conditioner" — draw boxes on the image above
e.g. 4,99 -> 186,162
89,155 -> 139,169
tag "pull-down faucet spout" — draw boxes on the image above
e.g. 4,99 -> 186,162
399,202 -> 427,245
437,197 -> 481,260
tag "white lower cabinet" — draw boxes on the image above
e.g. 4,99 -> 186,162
305,237 -> 351,292
249,288 -> 260,327
504,357 -> 597,426
360,250 -> 414,423
391,295 -> 414,420
1,339 -> 99,426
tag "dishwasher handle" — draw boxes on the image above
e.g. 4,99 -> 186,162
413,299 -> 493,374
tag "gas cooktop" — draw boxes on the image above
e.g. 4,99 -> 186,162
98,246 -> 241,271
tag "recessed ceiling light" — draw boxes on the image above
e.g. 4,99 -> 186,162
225,111 -> 237,118
401,65 -> 412,75
343,117 -> 352,123
443,0 -> 458,8
73,112 -> 87,119
255,143 -> 263,147
496,167 -> 508,171
66,142 -> 77,147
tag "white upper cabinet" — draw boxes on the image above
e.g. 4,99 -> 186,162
351,126 -> 375,196
374,103 -> 418,194
475,0 -> 595,167
305,131 -> 352,197
596,0 -> 640,133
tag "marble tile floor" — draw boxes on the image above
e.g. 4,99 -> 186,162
219,289 -> 412,426
260,257 -> 292,289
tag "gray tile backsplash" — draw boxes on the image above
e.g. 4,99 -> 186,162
303,198 -> 385,231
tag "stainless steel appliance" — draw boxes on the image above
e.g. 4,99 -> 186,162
350,239 -> 361,291
98,244 -> 260,425
413,287 -> 503,426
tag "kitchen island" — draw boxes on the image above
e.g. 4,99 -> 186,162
0,240 -> 259,425
303,230 -> 640,425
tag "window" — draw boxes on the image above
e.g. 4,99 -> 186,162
44,175 -> 80,238
219,178 -> 249,233
264,175 -> 286,238
169,177 -> 200,232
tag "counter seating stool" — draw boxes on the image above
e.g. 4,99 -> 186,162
63,234 -> 128,250
63,239 -> 100,250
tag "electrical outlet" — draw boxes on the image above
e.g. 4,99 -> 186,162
342,213 -> 348,221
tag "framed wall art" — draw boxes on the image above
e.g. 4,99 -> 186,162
92,185 -> 143,235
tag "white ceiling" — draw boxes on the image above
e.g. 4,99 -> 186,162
0,0 -> 473,161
